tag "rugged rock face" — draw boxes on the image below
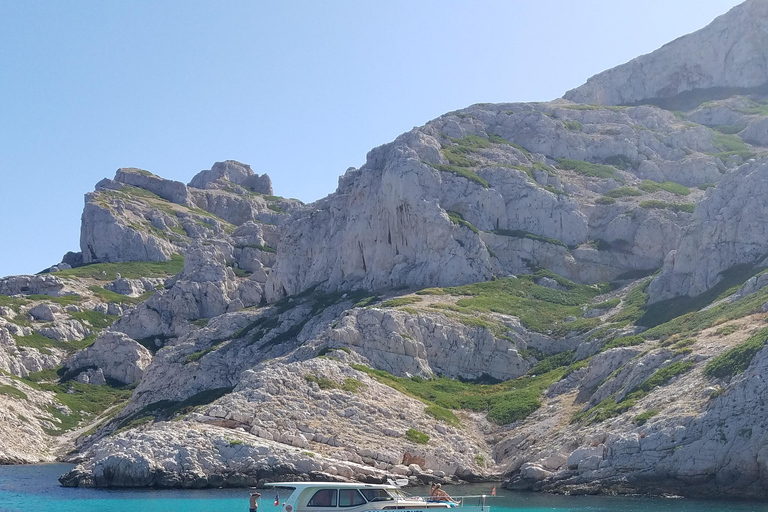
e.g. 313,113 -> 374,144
66,331 -> 152,386
647,158 -> 768,303
189,160 -> 273,195
115,168 -> 191,206
565,0 -> 768,106
265,100 -> 732,301
11,1 -> 768,499
80,163 -> 300,265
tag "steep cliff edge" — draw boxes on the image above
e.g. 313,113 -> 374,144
565,0 -> 768,107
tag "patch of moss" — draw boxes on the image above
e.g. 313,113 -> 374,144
351,363 -> 567,425
379,297 -> 421,308
405,428 -> 429,444
0,384 -> 28,400
604,187 -> 642,199
556,158 -> 621,180
638,180 -> 691,196
447,211 -> 480,234
57,254 -> 183,281
424,405 -> 461,426
492,229 -> 569,249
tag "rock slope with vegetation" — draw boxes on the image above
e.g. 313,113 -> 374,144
4,0 -> 768,498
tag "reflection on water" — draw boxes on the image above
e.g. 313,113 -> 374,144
2,465 -> 768,512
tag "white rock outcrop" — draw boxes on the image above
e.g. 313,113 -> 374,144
565,0 -> 768,106
67,331 -> 152,385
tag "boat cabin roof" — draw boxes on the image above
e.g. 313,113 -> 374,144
262,482 -> 399,491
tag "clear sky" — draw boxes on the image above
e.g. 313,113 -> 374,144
0,0 -> 743,278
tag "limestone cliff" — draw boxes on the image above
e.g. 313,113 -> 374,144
6,0 -> 768,500
565,0 -> 768,107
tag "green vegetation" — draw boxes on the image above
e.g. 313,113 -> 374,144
405,428 -> 430,444
528,351 -> 573,375
492,229 -> 569,249
304,374 -> 365,393
0,295 -> 29,312
633,409 -> 659,426
29,294 -> 83,306
604,155 -> 637,170
352,362 -> 571,425
436,271 -> 608,336
474,454 -> 486,466
342,378 -> 365,393
638,263 -> 768,334
595,196 -> 616,205
447,211 -> 480,234
267,204 -> 285,213
604,187 -> 642,199
556,158 -> 621,180
305,374 -> 339,390
0,384 -> 28,400
704,327 -> 768,379
710,133 -> 754,160
87,285 -> 154,305
714,324 -> 740,337
30,380 -> 133,435
698,183 -> 716,191
430,136 -> 492,188
593,298 -> 621,310
432,164 -> 489,188
57,254 -> 184,281
574,360 -> 694,424
114,387 -> 233,431
70,311 -> 118,329
639,200 -> 695,213
13,332 -> 96,354
379,297 -> 421,308
712,124 -> 747,135
638,180 -> 691,196
416,288 -> 445,296
424,405 -> 461,426
601,335 -> 645,352
563,120 -> 582,131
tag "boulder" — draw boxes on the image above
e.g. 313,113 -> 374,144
188,161 -> 273,195
67,331 -> 152,385
115,168 -> 190,205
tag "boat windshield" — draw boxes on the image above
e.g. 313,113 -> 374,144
360,489 -> 395,502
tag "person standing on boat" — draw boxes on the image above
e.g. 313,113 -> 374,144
250,492 -> 261,512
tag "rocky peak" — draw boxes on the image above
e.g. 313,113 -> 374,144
565,0 -> 768,108
188,160 -> 273,195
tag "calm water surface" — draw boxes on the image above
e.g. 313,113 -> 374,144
3,464 -> 768,512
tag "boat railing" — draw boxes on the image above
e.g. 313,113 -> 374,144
400,494 -> 494,508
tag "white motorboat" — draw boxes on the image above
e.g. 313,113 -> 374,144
260,482 -> 491,512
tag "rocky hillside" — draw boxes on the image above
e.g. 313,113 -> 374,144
4,0 -> 768,499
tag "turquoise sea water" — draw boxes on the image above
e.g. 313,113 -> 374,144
3,464 -> 768,512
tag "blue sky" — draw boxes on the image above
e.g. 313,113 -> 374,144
0,0 -> 743,277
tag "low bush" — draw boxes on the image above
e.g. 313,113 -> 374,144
379,297 -> 421,308
405,428 -> 429,444
424,405 -> 461,426
57,254 -> 183,281
633,409 -> 659,426
447,211 -> 480,234
638,180 -> 691,196
604,187 -> 642,199
556,158 -> 620,180
704,327 -> 768,378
